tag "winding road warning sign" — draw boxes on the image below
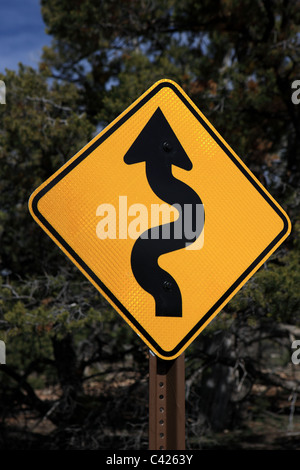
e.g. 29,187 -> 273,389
124,107 -> 204,318
29,79 -> 291,360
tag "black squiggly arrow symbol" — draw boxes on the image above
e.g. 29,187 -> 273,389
124,107 -> 204,317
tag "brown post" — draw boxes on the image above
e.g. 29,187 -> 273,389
149,352 -> 185,450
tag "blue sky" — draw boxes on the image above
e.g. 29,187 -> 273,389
0,0 -> 51,73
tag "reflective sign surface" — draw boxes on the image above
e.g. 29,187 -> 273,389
29,80 -> 291,359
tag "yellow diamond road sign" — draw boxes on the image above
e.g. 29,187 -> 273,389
29,79 -> 291,360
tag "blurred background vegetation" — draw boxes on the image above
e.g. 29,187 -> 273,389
0,0 -> 300,450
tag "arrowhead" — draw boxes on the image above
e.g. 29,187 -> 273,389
124,107 -> 192,171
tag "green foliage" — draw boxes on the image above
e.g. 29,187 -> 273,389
229,246 -> 300,325
0,66 -> 95,276
101,51 -> 186,123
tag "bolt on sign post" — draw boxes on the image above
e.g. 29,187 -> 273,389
29,79 -> 291,449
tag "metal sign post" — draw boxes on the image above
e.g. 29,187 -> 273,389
149,352 -> 185,450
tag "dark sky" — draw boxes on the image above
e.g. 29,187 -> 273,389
0,0 -> 51,73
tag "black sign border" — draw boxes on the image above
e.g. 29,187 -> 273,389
30,81 -> 290,358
